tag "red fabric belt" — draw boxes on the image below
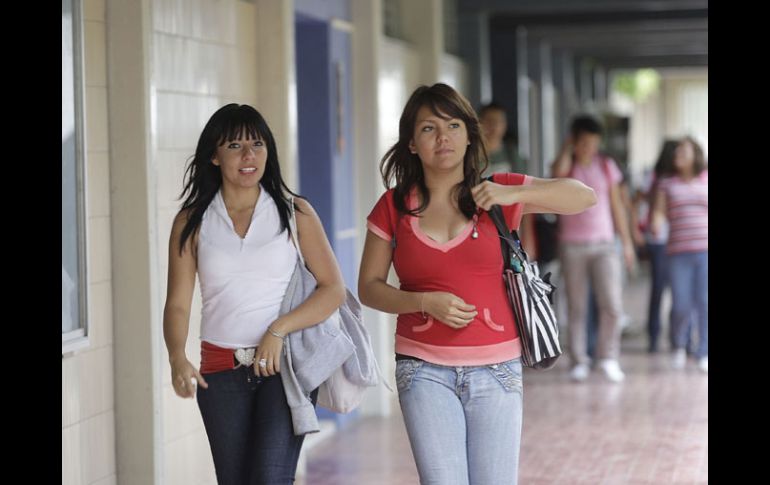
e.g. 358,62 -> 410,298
200,341 -> 238,374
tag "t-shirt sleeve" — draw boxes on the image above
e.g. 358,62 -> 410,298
492,172 -> 531,230
366,190 -> 395,242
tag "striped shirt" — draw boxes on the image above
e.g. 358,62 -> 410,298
659,171 -> 708,254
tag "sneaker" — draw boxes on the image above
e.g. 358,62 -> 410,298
671,348 -> 686,369
697,357 -> 708,373
570,363 -> 590,382
598,359 -> 626,382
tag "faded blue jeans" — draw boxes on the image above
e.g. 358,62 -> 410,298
669,251 -> 708,358
396,357 -> 524,485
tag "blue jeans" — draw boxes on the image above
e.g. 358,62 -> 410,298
586,284 -> 598,359
396,357 -> 524,485
669,251 -> 708,358
196,365 -> 318,485
646,242 -> 669,352
647,243 -> 697,351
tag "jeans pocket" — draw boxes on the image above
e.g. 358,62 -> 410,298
503,358 -> 523,379
395,359 -> 423,393
487,359 -> 523,392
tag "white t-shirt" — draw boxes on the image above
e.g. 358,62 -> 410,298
197,186 -> 297,348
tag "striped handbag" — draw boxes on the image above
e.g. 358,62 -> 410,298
488,205 -> 562,369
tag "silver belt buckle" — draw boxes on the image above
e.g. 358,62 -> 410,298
234,347 -> 256,367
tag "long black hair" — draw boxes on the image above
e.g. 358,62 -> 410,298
177,104 -> 300,254
380,83 -> 487,219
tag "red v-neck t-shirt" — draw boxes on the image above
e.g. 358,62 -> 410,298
366,173 -> 531,366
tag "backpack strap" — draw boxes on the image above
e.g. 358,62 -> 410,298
601,155 -> 616,186
567,154 -> 615,186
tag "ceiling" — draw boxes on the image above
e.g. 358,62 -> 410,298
459,0 -> 708,68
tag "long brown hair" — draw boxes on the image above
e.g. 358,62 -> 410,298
380,83 -> 488,219
679,136 -> 707,176
649,139 -> 679,199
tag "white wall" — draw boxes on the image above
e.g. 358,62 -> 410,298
62,0 -> 118,483
379,38 -> 422,159
151,0 -> 261,483
662,69 -> 708,156
440,53 -> 469,96
610,67 -> 708,187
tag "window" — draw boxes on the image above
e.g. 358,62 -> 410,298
62,0 -> 89,353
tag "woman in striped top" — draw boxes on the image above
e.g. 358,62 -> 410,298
652,136 -> 708,372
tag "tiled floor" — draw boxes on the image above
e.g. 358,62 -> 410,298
299,351 -> 707,485
300,272 -> 708,484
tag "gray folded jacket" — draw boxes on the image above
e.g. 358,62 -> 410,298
278,258 -> 356,436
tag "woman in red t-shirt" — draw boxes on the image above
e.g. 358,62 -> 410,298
358,83 -> 596,485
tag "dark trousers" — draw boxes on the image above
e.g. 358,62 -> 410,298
197,365 -> 318,485
646,242 -> 668,352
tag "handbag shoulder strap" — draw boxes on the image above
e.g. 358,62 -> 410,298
484,176 -> 529,270
488,206 -> 524,265
485,175 -> 524,247
288,196 -> 306,267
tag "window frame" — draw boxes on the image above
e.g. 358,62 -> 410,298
62,0 -> 90,354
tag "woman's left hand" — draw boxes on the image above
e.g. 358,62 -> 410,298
472,181 -> 518,211
254,328 -> 284,377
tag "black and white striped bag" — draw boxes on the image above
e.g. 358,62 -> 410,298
489,205 -> 561,369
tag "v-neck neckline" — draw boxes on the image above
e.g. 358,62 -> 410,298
408,189 -> 476,253
217,186 -> 264,240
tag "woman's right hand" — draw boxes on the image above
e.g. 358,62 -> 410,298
170,356 -> 208,398
423,292 -> 477,329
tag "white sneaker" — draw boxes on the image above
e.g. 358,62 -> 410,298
697,357 -> 708,373
570,363 -> 590,382
598,359 -> 625,382
671,349 -> 686,369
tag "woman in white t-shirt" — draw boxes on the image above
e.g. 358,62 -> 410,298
162,104 -> 346,484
